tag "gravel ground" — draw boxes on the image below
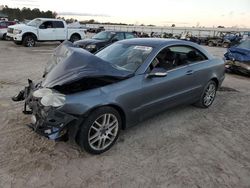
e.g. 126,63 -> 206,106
0,40 -> 249,188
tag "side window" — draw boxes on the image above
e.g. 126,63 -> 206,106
40,21 -> 53,29
53,21 -> 64,28
113,33 -> 125,40
169,46 -> 207,64
125,33 -> 135,39
149,45 -> 207,72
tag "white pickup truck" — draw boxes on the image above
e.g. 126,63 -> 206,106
7,18 -> 86,47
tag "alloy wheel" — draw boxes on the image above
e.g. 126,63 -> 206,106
203,83 -> 216,106
88,113 -> 119,151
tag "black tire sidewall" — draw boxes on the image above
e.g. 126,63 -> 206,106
78,106 -> 122,154
23,35 -> 35,47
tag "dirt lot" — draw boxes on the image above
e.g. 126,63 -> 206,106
0,40 -> 250,188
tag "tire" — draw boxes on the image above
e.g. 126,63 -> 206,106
23,35 -> 36,47
77,106 -> 121,154
194,80 -> 217,108
70,34 -> 81,42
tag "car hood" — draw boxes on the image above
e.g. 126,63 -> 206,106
8,23 -> 35,30
42,41 -> 133,88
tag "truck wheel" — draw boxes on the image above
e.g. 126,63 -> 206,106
70,34 -> 80,42
23,35 -> 36,47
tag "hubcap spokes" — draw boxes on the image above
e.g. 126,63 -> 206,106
88,113 -> 118,150
204,84 -> 216,106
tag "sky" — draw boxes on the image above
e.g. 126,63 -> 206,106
1,0 -> 250,27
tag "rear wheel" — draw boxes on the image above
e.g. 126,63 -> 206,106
77,107 -> 121,154
23,35 -> 36,47
195,80 -> 217,108
70,34 -> 81,42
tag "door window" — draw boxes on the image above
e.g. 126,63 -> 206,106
150,45 -> 207,72
113,33 -> 125,40
53,21 -> 64,28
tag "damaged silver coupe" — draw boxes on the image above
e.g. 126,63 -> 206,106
13,39 -> 225,154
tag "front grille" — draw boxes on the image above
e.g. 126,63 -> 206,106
7,28 -> 14,34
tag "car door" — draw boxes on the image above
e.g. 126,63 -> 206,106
38,21 -> 55,40
53,21 -> 66,40
136,46 -> 199,120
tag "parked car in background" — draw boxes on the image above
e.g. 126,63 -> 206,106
7,18 -> 86,47
74,31 -> 137,53
224,39 -> 250,76
0,20 -> 16,40
207,32 -> 242,48
87,26 -> 105,33
12,39 -> 225,154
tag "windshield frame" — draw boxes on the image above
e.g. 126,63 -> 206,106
27,18 -> 42,27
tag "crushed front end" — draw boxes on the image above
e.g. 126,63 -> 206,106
14,79 -> 79,140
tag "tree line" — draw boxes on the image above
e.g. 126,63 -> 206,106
1,5 -> 57,21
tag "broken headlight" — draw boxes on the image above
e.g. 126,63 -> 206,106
33,88 -> 66,107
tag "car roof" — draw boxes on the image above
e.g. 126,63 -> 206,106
35,18 -> 63,22
117,38 -> 184,47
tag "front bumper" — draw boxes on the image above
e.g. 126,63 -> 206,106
7,33 -> 22,41
21,80 -> 79,140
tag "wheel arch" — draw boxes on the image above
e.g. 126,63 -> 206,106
70,33 -> 81,40
22,32 -> 38,41
210,77 -> 219,89
83,104 -> 127,130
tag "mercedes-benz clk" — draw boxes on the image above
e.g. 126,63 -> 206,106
12,39 -> 225,154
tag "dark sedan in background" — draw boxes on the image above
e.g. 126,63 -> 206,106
74,31 -> 137,53
13,38 -> 225,154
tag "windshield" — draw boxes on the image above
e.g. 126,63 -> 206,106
92,31 -> 114,40
27,18 -> 42,27
237,40 -> 250,49
95,43 -> 153,72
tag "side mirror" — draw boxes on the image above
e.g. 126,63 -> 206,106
146,72 -> 168,78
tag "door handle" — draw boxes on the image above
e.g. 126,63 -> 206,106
186,70 -> 194,75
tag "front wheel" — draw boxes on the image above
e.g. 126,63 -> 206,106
195,80 -> 217,108
77,107 -> 121,154
23,35 -> 36,47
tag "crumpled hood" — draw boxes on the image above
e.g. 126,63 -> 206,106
42,41 -> 133,88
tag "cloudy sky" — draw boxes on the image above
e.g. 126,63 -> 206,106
2,0 -> 250,27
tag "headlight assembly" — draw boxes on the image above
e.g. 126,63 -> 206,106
41,93 -> 66,107
33,88 -> 66,107
13,29 -> 22,34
